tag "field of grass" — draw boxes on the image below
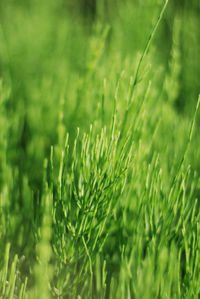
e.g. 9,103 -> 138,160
0,0 -> 200,298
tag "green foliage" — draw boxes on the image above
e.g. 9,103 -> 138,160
0,0 -> 200,298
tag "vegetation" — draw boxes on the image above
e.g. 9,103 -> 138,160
0,0 -> 200,298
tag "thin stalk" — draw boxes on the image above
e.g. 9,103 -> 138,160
120,0 -> 169,136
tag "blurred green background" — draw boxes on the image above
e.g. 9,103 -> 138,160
0,0 -> 199,203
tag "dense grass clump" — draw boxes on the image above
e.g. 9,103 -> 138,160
0,0 -> 200,298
